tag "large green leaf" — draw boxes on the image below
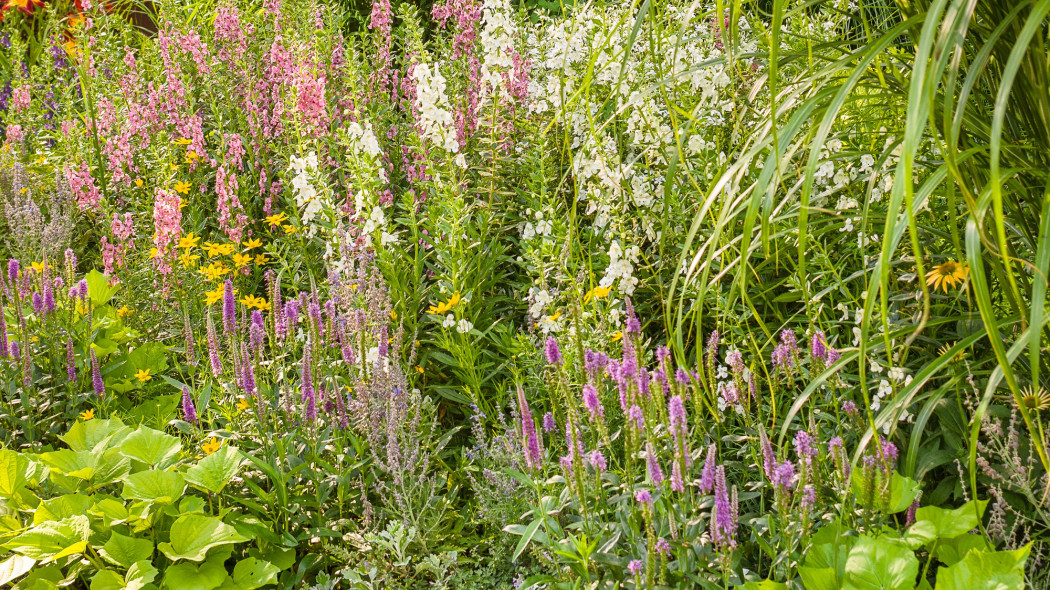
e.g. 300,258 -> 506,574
0,554 -> 35,586
34,494 -> 93,525
934,544 -> 1030,590
935,534 -> 989,567
121,469 -> 186,504
61,419 -> 130,453
913,500 -> 988,541
3,515 -> 90,562
86,269 -> 120,306
38,449 -> 98,480
120,427 -> 182,468
163,554 -> 230,590
184,445 -> 244,494
89,561 -> 157,590
842,535 -> 919,590
157,515 -> 249,562
99,531 -> 154,568
219,557 -> 279,590
0,450 -> 29,497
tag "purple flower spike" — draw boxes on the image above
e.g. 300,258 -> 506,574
794,431 -> 817,467
646,443 -> 664,485
7,259 -> 19,283
517,386 -> 543,470
635,489 -> 653,505
542,411 -> 556,433
627,560 -> 644,575
181,386 -> 197,423
0,303 -> 7,359
772,460 -> 796,491
587,449 -> 607,471
222,279 -> 237,334
90,349 -> 104,396
301,342 -> 316,424
544,337 -> 562,366
811,331 -> 828,363
624,298 -> 641,334
628,405 -> 645,430
582,384 -> 604,421
700,445 -> 717,493
66,337 -> 75,381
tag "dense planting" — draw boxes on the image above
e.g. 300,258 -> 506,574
1,0 -> 1049,588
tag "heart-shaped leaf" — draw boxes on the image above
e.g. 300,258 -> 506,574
842,535 -> 918,590
99,531 -> 154,568
185,445 -> 244,494
61,418 -> 130,453
4,515 -> 90,562
158,515 -> 249,562
0,554 -> 36,586
38,449 -> 97,480
122,469 -> 186,504
34,494 -> 93,525
120,427 -> 182,468
163,553 -> 230,589
0,450 -> 29,498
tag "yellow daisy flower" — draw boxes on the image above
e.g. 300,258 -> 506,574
265,212 -> 288,226
179,232 -> 201,250
79,408 -> 95,421
232,253 -> 252,268
255,254 -> 270,265
173,181 -> 191,195
201,438 -> 222,455
925,260 -> 970,293
242,238 -> 262,250
135,369 -> 152,383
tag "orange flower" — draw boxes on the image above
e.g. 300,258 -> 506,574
3,0 -> 45,16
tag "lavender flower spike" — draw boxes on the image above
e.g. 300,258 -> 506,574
222,278 -> 237,334
181,386 -> 197,423
646,443 -> 665,485
544,337 -> 562,366
90,349 -> 104,396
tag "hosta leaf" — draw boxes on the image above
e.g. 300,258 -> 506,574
4,515 -> 90,562
99,531 -> 154,568
0,450 -> 29,497
34,494 -> 93,525
184,445 -> 244,494
842,535 -> 918,590
61,418 -> 129,453
119,427 -> 182,468
163,554 -> 230,590
934,544 -> 1030,590
122,469 -> 186,504
157,515 -> 249,562
0,554 -> 35,586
